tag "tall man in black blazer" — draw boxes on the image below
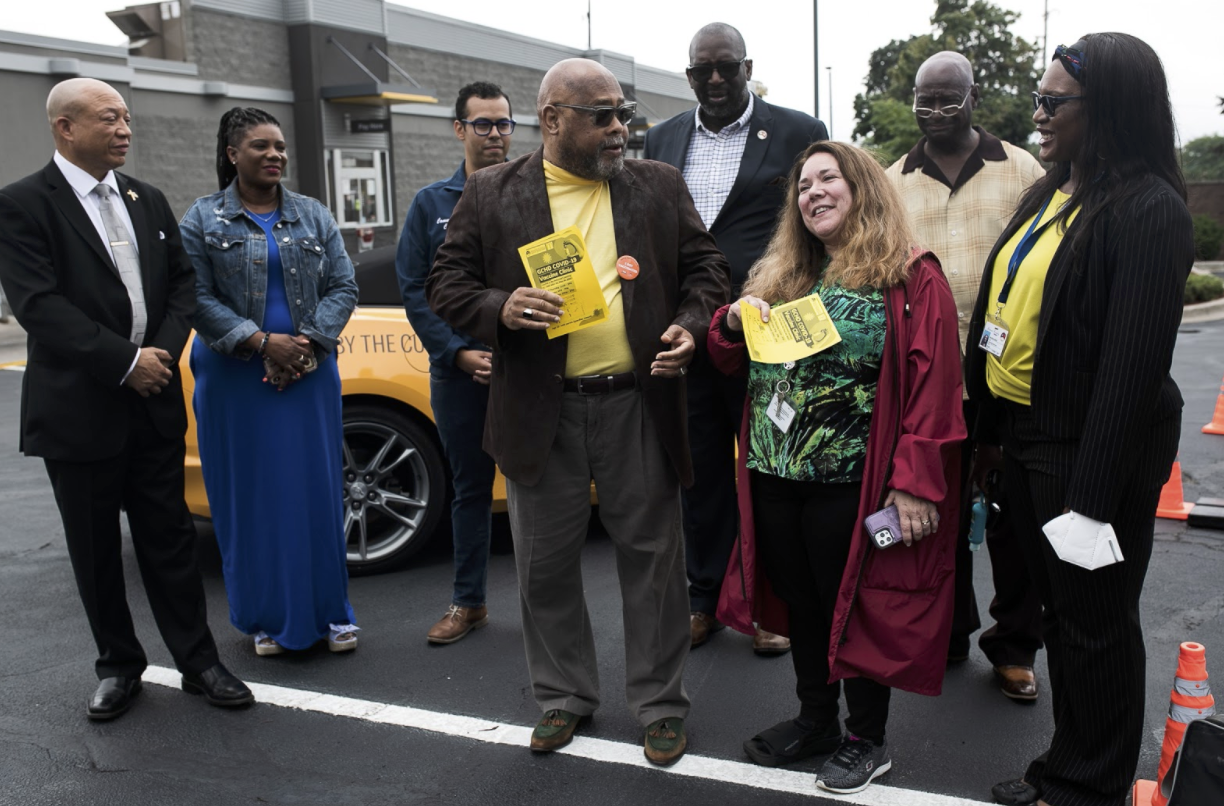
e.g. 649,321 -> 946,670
0,78 -> 252,720
643,23 -> 827,654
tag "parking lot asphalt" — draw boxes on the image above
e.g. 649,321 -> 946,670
0,318 -> 1221,806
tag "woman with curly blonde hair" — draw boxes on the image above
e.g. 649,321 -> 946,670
710,141 -> 966,794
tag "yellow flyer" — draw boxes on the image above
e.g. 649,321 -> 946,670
517,226 -> 607,339
741,295 -> 841,364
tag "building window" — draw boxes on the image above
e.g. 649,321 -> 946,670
327,149 -> 391,228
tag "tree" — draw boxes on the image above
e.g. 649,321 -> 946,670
852,0 -> 1041,166
1181,135 -> 1224,182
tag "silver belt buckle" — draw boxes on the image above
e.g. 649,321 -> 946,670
576,374 -> 613,395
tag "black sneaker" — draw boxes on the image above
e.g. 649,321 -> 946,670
815,735 -> 892,794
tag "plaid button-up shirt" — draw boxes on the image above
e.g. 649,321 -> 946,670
886,127 -> 1045,358
683,93 -> 755,229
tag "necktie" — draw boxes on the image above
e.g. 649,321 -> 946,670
93,184 -> 147,346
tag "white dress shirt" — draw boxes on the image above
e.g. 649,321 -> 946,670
682,92 -> 754,229
53,151 -> 143,382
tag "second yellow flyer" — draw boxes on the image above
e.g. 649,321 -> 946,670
740,295 -> 842,364
517,226 -> 607,339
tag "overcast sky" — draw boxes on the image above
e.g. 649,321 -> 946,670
3,0 -> 1221,143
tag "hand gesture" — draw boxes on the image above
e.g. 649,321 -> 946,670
884,488 -> 939,546
124,347 -> 174,397
725,295 -> 771,332
456,349 -> 493,385
499,288 -> 564,331
650,325 -> 694,377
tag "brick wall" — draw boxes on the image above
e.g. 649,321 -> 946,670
188,9 -> 293,91
1188,181 -> 1224,260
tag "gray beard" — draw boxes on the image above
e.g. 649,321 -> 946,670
555,136 -> 625,181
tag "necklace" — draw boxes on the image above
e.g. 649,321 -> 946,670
245,207 -> 279,224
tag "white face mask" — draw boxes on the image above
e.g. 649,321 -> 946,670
1042,511 -> 1123,570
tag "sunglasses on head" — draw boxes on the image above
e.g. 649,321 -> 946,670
1031,91 -> 1083,117
686,59 -> 745,83
553,102 -> 638,127
460,118 -> 516,137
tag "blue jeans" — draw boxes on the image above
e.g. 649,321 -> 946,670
430,365 -> 496,608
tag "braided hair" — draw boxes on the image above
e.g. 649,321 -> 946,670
215,107 -> 281,191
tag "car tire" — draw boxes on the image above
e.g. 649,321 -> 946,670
342,403 -> 447,575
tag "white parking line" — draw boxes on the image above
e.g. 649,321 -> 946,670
0,362 -> 24,372
144,665 -> 992,805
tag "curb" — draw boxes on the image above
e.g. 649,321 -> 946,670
1182,297 -> 1224,324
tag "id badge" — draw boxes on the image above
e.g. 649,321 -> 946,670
767,392 -> 797,433
979,318 -> 1010,358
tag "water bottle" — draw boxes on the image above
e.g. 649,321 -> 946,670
969,495 -> 988,552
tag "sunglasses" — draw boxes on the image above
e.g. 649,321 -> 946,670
912,89 -> 973,119
460,118 -> 516,137
1031,92 -> 1083,117
686,59 -> 746,83
552,102 -> 638,128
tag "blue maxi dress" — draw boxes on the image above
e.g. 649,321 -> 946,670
190,210 -> 355,649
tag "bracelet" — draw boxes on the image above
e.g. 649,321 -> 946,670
258,333 -> 270,355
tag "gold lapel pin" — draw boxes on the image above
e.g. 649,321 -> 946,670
126,189 -> 139,201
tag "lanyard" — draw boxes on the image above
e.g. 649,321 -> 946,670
998,193 -> 1061,306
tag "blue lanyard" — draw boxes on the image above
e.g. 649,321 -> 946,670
998,193 -> 1060,306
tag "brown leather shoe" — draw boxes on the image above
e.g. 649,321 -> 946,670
690,612 -> 724,648
994,665 -> 1038,701
753,628 -> 791,656
427,604 -> 489,644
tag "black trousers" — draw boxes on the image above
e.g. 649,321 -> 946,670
751,470 -> 891,742
1001,402 -> 1179,806
44,397 -> 219,681
950,400 -> 1043,666
682,354 -> 748,614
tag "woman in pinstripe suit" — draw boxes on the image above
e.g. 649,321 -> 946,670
965,34 -> 1195,806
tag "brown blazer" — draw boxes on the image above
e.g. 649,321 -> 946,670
427,147 -> 731,487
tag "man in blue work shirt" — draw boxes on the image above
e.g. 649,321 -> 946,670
395,81 -> 514,644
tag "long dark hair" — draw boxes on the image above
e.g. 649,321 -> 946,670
215,107 -> 281,191
1013,32 -> 1186,257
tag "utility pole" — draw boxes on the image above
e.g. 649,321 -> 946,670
826,66 -> 833,139
813,1 -> 820,121
587,0 -> 592,51
1042,0 -> 1049,61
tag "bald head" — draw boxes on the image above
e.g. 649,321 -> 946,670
47,78 -> 122,128
915,52 -> 975,88
46,78 -> 131,180
537,58 -> 620,113
689,22 -> 745,63
537,58 -> 628,181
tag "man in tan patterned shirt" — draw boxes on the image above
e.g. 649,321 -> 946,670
886,51 -> 1046,704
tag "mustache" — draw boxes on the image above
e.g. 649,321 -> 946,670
600,137 -> 626,150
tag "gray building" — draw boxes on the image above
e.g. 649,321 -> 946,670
0,0 -> 699,251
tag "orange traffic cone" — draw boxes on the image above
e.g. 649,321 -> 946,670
1203,378 -> 1224,435
1151,642 -> 1215,806
1156,459 -> 1194,520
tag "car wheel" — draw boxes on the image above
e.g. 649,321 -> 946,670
342,403 -> 446,575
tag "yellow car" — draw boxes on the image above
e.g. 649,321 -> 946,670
182,246 -> 508,575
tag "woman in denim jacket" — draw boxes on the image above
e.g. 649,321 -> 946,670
180,107 -> 360,657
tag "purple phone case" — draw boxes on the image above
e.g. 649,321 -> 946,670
864,505 -> 902,549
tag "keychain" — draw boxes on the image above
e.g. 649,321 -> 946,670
767,361 -> 799,433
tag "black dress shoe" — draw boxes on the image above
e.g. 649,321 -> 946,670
181,663 -> 254,708
992,778 -> 1040,805
87,676 -> 142,721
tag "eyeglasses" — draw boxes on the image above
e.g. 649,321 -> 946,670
686,59 -> 746,84
1031,92 -> 1083,117
460,118 -> 516,137
552,102 -> 638,128
912,89 -> 972,119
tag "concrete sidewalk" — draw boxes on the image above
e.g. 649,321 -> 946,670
0,317 -> 26,366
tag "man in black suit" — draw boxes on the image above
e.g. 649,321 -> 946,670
643,23 -> 827,654
0,78 -> 253,720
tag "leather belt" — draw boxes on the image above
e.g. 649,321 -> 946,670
563,372 -> 637,395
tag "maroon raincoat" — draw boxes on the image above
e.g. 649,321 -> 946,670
711,252 -> 966,696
